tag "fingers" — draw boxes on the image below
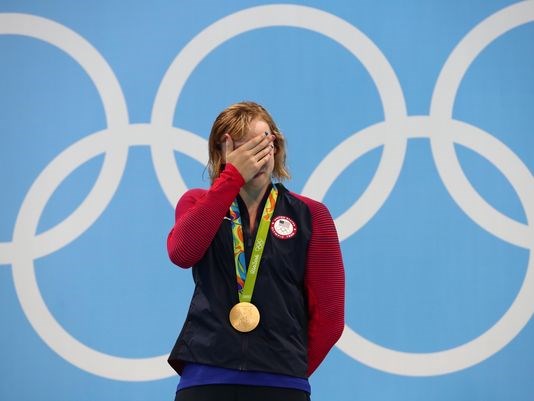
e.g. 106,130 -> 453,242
227,132 -> 274,159
243,131 -> 273,152
255,141 -> 274,163
251,135 -> 275,164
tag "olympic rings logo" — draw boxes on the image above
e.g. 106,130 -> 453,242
1,2 -> 533,381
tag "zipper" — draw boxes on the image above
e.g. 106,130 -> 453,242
240,208 -> 250,371
239,335 -> 248,371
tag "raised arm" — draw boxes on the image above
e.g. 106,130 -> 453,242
167,164 -> 244,268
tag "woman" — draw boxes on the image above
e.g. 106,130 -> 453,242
167,101 -> 345,401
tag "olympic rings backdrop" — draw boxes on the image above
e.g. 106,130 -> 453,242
1,0 -> 533,400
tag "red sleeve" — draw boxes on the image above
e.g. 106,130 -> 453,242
167,164 -> 244,268
293,193 -> 345,376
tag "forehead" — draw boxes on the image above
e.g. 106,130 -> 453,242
248,118 -> 270,133
235,118 -> 271,143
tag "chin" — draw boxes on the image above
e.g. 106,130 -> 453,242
249,173 -> 270,187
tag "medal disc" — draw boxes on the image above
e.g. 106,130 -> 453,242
229,302 -> 260,332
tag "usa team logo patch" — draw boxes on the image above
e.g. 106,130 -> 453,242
271,216 -> 297,239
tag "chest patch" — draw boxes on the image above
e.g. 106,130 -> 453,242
270,216 -> 297,239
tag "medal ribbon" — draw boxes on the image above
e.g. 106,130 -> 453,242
229,186 -> 278,303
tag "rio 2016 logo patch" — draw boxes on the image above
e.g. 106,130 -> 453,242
270,216 -> 297,239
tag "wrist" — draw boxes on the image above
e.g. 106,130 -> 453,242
222,163 -> 246,186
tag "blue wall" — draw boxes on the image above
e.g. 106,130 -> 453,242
1,1 -> 533,400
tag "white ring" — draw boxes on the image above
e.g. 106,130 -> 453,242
10,125 -> 204,381
0,13 -> 129,258
430,1 -> 534,247
0,14 -> 173,381
305,0 -> 534,375
328,116 -> 534,375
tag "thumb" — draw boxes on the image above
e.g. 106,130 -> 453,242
223,134 -> 234,163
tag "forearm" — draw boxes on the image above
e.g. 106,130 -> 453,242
167,164 -> 244,267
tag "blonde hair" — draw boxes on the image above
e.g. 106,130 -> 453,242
207,101 -> 290,183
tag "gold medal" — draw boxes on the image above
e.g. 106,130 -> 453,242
229,302 -> 260,332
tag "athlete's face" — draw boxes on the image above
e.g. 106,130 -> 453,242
234,118 -> 275,189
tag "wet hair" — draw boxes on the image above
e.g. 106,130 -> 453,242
207,101 -> 290,183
